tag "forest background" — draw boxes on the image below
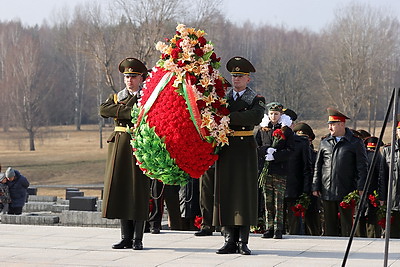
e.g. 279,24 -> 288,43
0,0 -> 399,196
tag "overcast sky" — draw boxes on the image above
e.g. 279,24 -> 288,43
0,0 -> 400,32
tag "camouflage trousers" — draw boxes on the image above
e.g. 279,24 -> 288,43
262,174 -> 286,231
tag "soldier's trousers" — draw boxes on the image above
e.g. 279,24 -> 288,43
263,174 -> 286,231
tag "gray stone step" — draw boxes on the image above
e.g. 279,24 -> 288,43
27,195 -> 57,202
1,213 -> 59,225
60,210 -> 119,228
23,202 -> 56,212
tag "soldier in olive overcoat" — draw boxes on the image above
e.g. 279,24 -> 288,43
100,58 -> 150,250
213,56 -> 265,255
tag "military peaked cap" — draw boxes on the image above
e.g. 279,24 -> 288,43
266,102 -> 283,112
293,122 -> 315,141
118,57 -> 147,76
364,136 -> 383,149
357,129 -> 371,139
226,56 -> 256,75
283,108 -> 297,121
327,107 -> 350,123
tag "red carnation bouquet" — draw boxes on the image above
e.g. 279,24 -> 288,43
129,24 -> 231,185
340,190 -> 359,210
291,193 -> 311,218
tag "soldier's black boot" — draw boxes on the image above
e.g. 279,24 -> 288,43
216,226 -> 238,254
261,227 -> 274,238
133,220 -> 145,250
238,226 -> 251,255
112,219 -> 133,249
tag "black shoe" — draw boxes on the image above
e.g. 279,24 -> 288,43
133,240 -> 143,250
112,239 -> 133,249
194,228 -> 213,236
238,242 -> 251,255
273,230 -> 282,239
151,228 -> 160,234
261,229 -> 274,238
216,242 -> 238,254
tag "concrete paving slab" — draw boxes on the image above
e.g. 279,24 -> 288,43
1,224 -> 400,266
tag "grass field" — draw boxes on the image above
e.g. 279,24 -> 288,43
0,121 -> 391,198
0,124 -> 114,198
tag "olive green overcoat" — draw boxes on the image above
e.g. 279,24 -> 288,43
100,90 -> 150,220
213,88 -> 265,226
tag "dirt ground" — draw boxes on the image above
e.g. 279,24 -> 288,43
0,121 -> 391,199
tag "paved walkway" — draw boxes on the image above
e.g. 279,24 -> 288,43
1,224 -> 400,266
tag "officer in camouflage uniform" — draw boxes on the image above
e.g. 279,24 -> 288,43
214,57 -> 265,255
100,58 -> 150,250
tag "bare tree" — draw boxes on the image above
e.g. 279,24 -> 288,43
319,3 -> 400,128
54,8 -> 90,130
116,0 -> 184,65
4,26 -> 53,150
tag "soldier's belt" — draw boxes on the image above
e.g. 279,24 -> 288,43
231,130 -> 254,137
114,126 -> 127,132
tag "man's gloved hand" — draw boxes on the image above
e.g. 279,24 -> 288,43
266,147 -> 277,154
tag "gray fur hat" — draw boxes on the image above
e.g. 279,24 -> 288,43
5,167 -> 15,178
0,172 -> 5,182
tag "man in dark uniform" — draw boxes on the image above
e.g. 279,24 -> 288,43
284,122 -> 313,235
194,165 -> 216,236
147,180 -> 181,234
356,136 -> 382,238
312,108 -> 367,236
213,56 -> 265,255
100,58 -> 150,250
379,121 -> 400,238
292,122 -> 321,236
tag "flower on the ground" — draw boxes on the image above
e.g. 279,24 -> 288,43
194,216 -> 203,230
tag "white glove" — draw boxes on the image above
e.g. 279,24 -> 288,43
265,153 -> 274,161
267,147 -> 277,154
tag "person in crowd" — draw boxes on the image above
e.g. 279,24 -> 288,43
180,177 -> 201,231
100,57 -> 150,250
195,165 -> 217,236
355,136 -> 383,238
0,172 -> 11,214
356,129 -> 371,140
312,108 -> 367,236
292,122 -> 321,236
213,56 -> 265,255
284,122 -> 313,235
256,102 -> 294,239
4,167 -> 29,215
379,121 -> 400,238
147,180 -> 181,234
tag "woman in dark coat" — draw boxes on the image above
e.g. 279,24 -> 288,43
5,167 -> 29,215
